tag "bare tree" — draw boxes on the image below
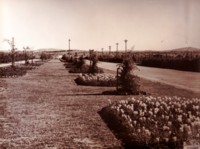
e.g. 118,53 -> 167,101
3,37 -> 16,67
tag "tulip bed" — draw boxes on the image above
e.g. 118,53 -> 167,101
102,96 -> 200,148
75,73 -> 116,86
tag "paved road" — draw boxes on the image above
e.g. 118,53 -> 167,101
0,59 -> 39,67
95,61 -> 200,93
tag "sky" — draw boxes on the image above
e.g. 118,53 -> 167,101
0,0 -> 200,51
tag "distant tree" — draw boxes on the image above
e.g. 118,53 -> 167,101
76,55 -> 85,68
23,46 -> 30,64
40,52 -> 52,61
3,37 -> 16,67
89,54 -> 102,73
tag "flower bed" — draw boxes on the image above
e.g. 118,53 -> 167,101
0,66 -> 27,77
75,73 -> 116,86
100,96 -> 200,148
0,62 -> 43,77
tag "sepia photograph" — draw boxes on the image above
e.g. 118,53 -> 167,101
0,0 -> 200,148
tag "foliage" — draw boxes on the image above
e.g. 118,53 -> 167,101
69,64 -> 90,73
104,96 -> 200,148
88,54 -> 104,73
61,54 -> 75,63
75,73 -> 116,86
40,52 -> 52,61
0,62 -> 43,77
67,55 -> 91,73
0,66 -> 28,77
76,56 -> 85,68
67,54 -> 104,73
118,56 -> 140,94
0,52 -> 33,64
61,54 -> 67,61
140,56 -> 200,72
95,51 -> 200,72
98,54 -> 123,63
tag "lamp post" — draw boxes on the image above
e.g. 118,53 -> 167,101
68,39 -> 71,51
102,48 -> 104,54
124,39 -> 128,52
109,46 -> 111,55
116,43 -> 119,55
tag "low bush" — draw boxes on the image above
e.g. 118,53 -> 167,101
61,55 -> 74,63
76,56 -> 85,68
0,66 -> 27,77
88,54 -> 104,74
140,55 -> 200,72
30,61 -> 44,67
75,73 -> 116,86
100,96 -> 200,148
0,62 -> 43,77
69,64 -> 91,73
69,64 -> 104,74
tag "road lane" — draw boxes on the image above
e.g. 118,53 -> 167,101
92,61 -> 200,93
0,59 -> 39,67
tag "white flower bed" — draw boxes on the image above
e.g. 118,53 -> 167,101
106,96 -> 200,147
75,73 -> 116,86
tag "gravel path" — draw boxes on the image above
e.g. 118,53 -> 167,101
0,59 -> 122,149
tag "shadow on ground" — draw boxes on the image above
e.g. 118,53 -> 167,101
57,93 -> 104,96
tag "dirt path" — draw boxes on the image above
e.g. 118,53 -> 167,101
0,59 -> 122,149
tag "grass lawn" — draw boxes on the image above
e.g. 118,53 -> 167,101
0,59 -> 199,148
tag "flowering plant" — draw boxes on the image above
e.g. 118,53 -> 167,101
75,73 -> 116,86
104,96 -> 200,148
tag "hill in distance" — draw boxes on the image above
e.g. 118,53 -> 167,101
171,47 -> 200,52
37,48 -> 88,53
37,48 -> 67,52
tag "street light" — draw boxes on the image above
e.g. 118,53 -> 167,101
109,46 -> 111,54
68,39 -> 71,51
116,43 -> 119,55
124,39 -> 128,52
